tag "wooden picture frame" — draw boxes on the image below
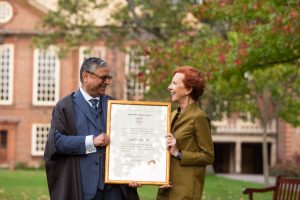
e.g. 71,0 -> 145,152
105,100 -> 171,185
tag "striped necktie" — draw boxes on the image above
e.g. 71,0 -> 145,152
89,98 -> 99,111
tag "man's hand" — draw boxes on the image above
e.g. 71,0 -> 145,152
93,133 -> 110,147
128,181 -> 143,188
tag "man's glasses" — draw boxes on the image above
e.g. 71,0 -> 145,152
86,71 -> 113,81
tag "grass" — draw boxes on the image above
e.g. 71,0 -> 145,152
0,169 -> 272,200
138,176 -> 272,200
201,175 -> 272,200
0,169 -> 49,200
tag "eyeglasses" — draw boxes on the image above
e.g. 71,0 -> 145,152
86,71 -> 113,81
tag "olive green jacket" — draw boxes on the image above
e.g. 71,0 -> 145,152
157,102 -> 214,200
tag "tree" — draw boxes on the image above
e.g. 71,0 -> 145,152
197,0 -> 300,185
35,0 -> 300,185
33,0 -> 109,57
209,63 -> 300,185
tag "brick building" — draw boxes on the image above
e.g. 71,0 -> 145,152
0,0 -> 299,172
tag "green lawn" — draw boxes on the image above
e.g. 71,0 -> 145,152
138,176 -> 272,200
0,169 -> 272,200
0,169 -> 49,200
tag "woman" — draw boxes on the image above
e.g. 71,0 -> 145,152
157,66 -> 214,200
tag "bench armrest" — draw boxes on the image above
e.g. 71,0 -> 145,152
243,186 -> 276,200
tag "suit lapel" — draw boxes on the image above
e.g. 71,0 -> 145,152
171,107 -> 183,133
171,102 -> 198,133
73,90 -> 100,130
100,96 -> 108,132
171,111 -> 178,132
171,111 -> 177,122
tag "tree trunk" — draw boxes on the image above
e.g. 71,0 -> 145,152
258,88 -> 273,186
262,122 -> 270,186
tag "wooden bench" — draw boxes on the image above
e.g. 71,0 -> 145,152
243,176 -> 300,200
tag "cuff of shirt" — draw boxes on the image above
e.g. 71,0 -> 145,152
85,135 -> 97,154
175,150 -> 182,160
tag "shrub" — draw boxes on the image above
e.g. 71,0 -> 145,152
39,160 -> 45,170
270,164 -> 300,178
14,161 -> 45,170
14,162 -> 27,169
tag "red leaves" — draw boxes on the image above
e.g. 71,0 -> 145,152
290,10 -> 298,19
137,72 -> 146,82
239,42 -> 248,50
239,49 -> 248,57
187,31 -> 196,37
234,59 -> 242,66
218,53 -> 226,64
219,0 -> 233,7
252,3 -> 260,11
239,42 -> 248,57
283,25 -> 292,33
143,47 -> 151,56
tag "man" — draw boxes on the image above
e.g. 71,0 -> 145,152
44,57 -> 139,200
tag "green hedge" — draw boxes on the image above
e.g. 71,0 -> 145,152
270,164 -> 300,178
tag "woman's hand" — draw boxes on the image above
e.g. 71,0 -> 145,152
165,134 -> 179,157
166,134 -> 176,146
159,183 -> 172,189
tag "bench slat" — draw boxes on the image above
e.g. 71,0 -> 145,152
243,176 -> 300,200
297,185 -> 300,200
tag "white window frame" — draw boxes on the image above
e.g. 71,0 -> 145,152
124,48 -> 147,100
31,123 -> 50,156
32,46 -> 60,106
78,46 -> 106,84
0,44 -> 14,105
0,1 -> 13,24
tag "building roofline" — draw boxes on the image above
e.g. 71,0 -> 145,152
27,0 -> 49,13
0,29 -> 43,35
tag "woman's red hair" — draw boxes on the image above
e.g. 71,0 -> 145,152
173,66 -> 205,101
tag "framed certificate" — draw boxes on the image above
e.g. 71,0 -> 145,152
105,100 -> 171,185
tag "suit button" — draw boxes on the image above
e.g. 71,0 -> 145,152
95,162 -> 99,165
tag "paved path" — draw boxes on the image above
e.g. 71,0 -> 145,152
216,174 -> 276,185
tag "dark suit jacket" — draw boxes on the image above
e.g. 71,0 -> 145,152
44,91 -> 139,200
44,92 -> 82,200
157,102 -> 214,200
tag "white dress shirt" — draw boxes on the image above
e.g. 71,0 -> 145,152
80,87 -> 100,154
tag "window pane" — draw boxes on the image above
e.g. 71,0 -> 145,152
0,45 -> 13,104
31,124 -> 50,156
125,50 -> 147,101
33,48 -> 59,105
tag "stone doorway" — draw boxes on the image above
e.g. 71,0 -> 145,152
241,143 -> 271,174
0,117 -> 18,169
213,143 -> 235,173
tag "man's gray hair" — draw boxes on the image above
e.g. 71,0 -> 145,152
80,57 -> 107,83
